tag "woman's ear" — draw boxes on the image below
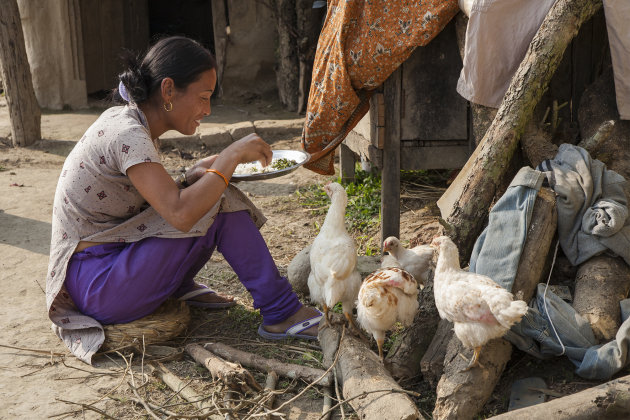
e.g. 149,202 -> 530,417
160,78 -> 175,101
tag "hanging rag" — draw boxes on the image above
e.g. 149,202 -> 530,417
301,0 -> 460,175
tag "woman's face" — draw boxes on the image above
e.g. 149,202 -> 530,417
169,69 -> 217,135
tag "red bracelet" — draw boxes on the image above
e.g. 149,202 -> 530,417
205,168 -> 229,187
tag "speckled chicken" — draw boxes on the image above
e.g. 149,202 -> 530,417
431,235 -> 528,370
308,182 -> 361,330
357,267 -> 421,361
383,236 -> 434,284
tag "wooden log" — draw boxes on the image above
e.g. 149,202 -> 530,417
153,363 -> 222,419
487,374 -> 630,419
433,188 -> 557,420
387,273 -> 441,380
319,317 -> 424,420
0,0 -> 41,147
437,0 -> 603,260
574,256 -> 630,341
186,344 -> 261,393
434,338 -> 513,420
203,341 -> 331,387
511,187 -> 558,303
419,319 -> 453,386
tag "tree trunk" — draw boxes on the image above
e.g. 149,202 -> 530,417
438,0 -> 603,261
487,374 -> 630,420
295,0 -> 323,114
210,0 -> 229,98
319,319 -> 423,420
274,0 -> 299,112
0,0 -> 41,147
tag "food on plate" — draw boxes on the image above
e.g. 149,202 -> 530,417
234,157 -> 298,175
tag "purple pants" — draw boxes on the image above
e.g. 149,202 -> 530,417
65,211 -> 302,325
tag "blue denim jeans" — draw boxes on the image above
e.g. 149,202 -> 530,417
469,166 -> 544,291
506,285 -> 630,380
469,166 -> 630,380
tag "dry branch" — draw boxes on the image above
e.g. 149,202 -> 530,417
488,374 -> 630,419
153,363 -> 221,419
319,316 -> 423,420
186,344 -> 262,393
203,341 -> 331,386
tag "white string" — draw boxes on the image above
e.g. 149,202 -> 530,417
542,240 -> 566,355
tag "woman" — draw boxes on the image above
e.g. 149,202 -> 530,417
46,36 -> 321,364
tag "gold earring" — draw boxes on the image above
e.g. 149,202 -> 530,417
163,101 -> 173,112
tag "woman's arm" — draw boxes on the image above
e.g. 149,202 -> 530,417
127,133 -> 272,232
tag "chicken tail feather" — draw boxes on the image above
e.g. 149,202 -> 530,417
495,299 -> 528,328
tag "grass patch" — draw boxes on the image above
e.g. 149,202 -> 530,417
295,167 -> 381,234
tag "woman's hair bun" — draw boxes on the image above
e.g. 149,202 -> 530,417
112,36 -> 216,106
113,51 -> 149,104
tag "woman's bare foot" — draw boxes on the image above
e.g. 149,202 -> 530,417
186,284 -> 235,305
262,306 -> 321,337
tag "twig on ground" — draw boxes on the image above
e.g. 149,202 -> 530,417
321,386 -> 333,420
0,343 -> 66,357
246,325 -> 347,418
333,367 -> 345,419
54,398 -> 116,420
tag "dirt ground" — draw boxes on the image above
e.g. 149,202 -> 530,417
0,93 -> 443,419
0,94 -> 612,419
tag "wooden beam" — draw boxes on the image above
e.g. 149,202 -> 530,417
381,67 -> 402,243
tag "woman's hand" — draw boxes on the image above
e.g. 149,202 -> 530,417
226,133 -> 273,167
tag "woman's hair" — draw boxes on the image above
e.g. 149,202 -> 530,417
113,36 -> 216,104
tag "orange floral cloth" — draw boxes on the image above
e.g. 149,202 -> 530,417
302,0 -> 460,175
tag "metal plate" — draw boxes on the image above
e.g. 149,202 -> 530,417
231,149 -> 310,181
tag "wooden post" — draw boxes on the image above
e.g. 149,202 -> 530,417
381,67 -> 402,244
339,143 -> 356,183
0,0 -> 41,147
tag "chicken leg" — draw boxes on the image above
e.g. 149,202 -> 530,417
320,303 -> 332,329
344,311 -> 365,339
461,346 -> 484,372
377,338 -> 385,362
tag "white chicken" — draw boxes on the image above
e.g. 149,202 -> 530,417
357,267 -> 421,361
380,253 -> 401,269
308,182 -> 362,330
431,235 -> 528,370
383,236 -> 434,284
